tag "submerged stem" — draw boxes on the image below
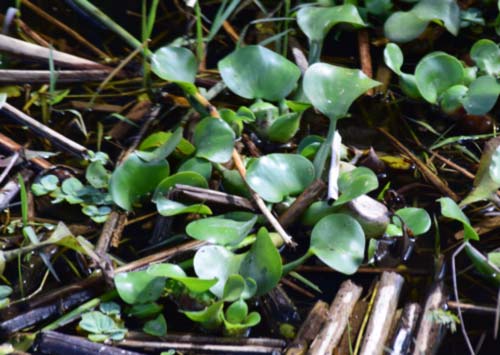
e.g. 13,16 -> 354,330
313,118 -> 337,180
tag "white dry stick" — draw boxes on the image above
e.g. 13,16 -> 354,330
308,280 -> 363,355
327,130 -> 342,201
359,272 -> 404,355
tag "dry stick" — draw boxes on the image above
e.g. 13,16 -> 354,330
193,92 -> 295,246
377,128 -> 459,201
14,18 -> 50,47
0,151 -> 19,185
20,0 -> 109,60
308,280 -> 363,355
1,103 -> 88,157
357,29 -> 373,96
0,69 -> 112,83
222,20 -> 240,43
281,278 -> 315,299
285,301 -> 329,355
387,303 -> 421,355
412,281 -> 448,355
279,179 -> 326,228
337,300 -> 369,355
0,132 -> 52,170
447,300 -> 498,315
0,34 -> 110,70
359,272 -> 404,355
297,265 -> 430,276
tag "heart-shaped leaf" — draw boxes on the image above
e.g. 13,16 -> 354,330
223,274 -> 246,302
310,213 -> 365,275
193,117 -> 235,163
462,76 -> 500,115
136,127 -> 183,162
218,45 -> 301,101
303,63 -> 381,119
147,263 -> 217,293
297,4 -> 365,43
387,207 -> 431,237
384,11 -> 428,43
438,197 -> 479,241
267,112 -> 302,143
470,39 -> 500,77
334,167 -> 379,206
415,52 -> 465,104
109,153 -> 170,211
225,298 -> 248,324
143,314 -> 167,337
85,161 -> 110,189
186,212 -> 257,245
239,228 -> 282,296
384,43 -> 404,75
246,153 -> 315,203
178,157 -> 212,181
114,271 -> 165,304
151,46 -> 197,93
194,246 -> 245,298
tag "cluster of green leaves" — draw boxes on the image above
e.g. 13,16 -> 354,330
79,302 -> 127,342
385,40 -> 500,116
31,152 -> 112,223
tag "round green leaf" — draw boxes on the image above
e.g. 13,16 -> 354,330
462,76 -> 500,115
178,157 -> 212,181
384,11 -> 428,43
80,311 -> 118,334
239,228 -> 282,296
297,4 -> 365,43
471,39 -> 500,77
392,207 -> 431,237
86,161 -> 109,189
194,117 -> 235,163
415,52 -> 465,104
303,63 -> 381,119
109,153 -> 170,211
225,299 -> 248,324
218,45 -> 301,101
384,43 -> 404,75
439,85 -> 468,114
412,0 -> 460,35
143,314 -> 167,337
246,153 -> 315,203
223,274 -> 246,302
194,246 -> 245,298
40,174 -> 59,191
310,214 -> 365,275
267,112 -> 302,143
186,212 -> 257,245
114,271 -> 165,304
334,167 -> 379,206
151,46 -> 197,85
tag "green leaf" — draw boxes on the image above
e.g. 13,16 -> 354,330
186,212 -> 257,245
415,52 -> 465,104
80,311 -> 116,334
267,112 -> 302,143
85,161 -> 109,189
301,201 -> 341,226
61,177 -> 84,196
151,46 -> 197,93
218,45 -> 301,101
225,299 -> 248,324
0,285 -> 12,299
139,131 -> 195,157
155,199 -> 212,217
334,167 -> 379,206
114,271 -> 165,304
193,117 -> 235,163
462,76 -> 500,115
412,0 -> 460,36
384,43 -> 404,75
246,153 -> 315,203
223,274 -> 246,302
178,157 -> 212,181
297,4 -> 365,43
109,153 -> 170,211
127,302 -> 163,319
154,172 -> 208,198
470,39 -> 500,77
194,246 -> 245,298
466,244 -> 500,286
439,85 -> 468,114
462,137 -> 500,206
99,302 -> 121,316
147,263 -> 217,293
310,214 -> 365,275
303,63 -> 381,119
40,175 -> 59,191
183,301 -> 224,330
136,127 -> 183,162
384,11 -> 428,43
438,197 -> 479,241
239,227 -> 282,296
143,314 -> 167,337
387,207 -> 431,237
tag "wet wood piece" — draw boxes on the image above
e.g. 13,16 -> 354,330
411,282 -> 447,355
0,34 -> 110,70
447,300 -> 498,315
357,29 -> 373,96
388,303 -> 421,355
359,272 -> 404,355
1,103 -> 88,157
279,179 -> 326,228
36,331 -> 146,355
285,300 -> 329,355
0,69 -> 112,83
171,184 -> 257,211
308,280 -> 363,355
120,338 -> 282,354
336,300 -> 369,355
0,132 -> 52,170
0,169 -> 32,210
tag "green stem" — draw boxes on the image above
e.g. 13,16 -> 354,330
313,118 -> 337,180
308,40 -> 323,65
71,0 -> 151,57
195,2 -> 204,64
282,249 -> 314,276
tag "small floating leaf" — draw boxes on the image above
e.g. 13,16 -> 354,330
193,117 -> 235,163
